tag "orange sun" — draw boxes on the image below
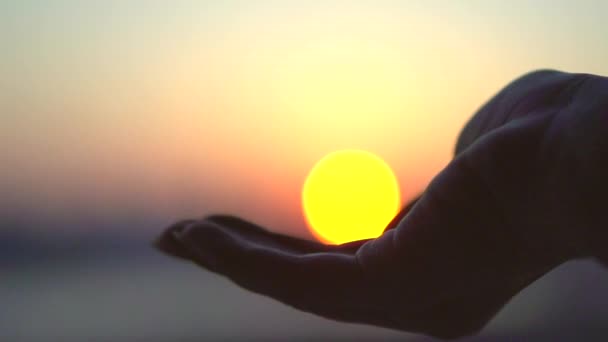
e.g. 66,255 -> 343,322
302,150 -> 401,244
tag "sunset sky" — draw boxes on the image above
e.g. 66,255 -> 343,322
3,0 -> 608,240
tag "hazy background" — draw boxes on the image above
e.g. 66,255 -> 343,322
2,1 -> 608,340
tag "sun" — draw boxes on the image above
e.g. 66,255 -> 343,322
302,150 -> 401,244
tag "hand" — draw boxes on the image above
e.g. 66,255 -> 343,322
155,70 -> 608,339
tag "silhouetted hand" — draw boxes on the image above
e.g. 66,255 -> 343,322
155,70 -> 608,339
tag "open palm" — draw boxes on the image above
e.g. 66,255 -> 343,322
156,70 -> 608,339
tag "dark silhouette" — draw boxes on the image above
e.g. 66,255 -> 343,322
155,70 -> 608,339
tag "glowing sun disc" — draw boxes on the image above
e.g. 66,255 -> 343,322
302,150 -> 401,244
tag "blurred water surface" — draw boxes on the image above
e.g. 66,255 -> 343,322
3,238 -> 608,341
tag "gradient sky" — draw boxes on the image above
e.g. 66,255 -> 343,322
2,0 -> 608,239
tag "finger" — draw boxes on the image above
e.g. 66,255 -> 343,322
153,219 -> 197,260
207,214 -> 370,254
173,220 -> 385,324
205,215 -> 335,254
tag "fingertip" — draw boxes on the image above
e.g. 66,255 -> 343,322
173,220 -> 229,249
154,234 -> 192,260
171,221 -> 227,271
153,219 -> 196,260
